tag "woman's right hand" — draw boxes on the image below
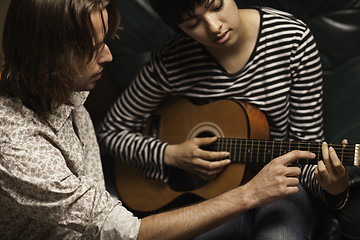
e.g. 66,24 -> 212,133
164,136 -> 231,180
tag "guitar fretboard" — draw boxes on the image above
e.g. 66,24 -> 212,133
211,138 -> 359,166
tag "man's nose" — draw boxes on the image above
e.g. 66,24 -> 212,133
99,44 -> 113,63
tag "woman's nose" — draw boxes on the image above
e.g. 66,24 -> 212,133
205,13 -> 222,33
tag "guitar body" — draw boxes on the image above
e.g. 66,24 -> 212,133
115,96 -> 269,213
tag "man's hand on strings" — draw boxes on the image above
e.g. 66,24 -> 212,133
243,150 -> 313,207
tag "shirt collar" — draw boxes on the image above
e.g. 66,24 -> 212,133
46,91 -> 89,132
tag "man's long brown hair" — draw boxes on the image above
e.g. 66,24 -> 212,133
0,0 -> 120,117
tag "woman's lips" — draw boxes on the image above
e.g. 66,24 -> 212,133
214,30 -> 230,44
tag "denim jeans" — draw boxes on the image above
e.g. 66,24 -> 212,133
193,184 -> 321,240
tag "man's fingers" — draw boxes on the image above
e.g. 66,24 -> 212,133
286,177 -> 300,187
277,150 -> 316,165
285,166 -> 302,177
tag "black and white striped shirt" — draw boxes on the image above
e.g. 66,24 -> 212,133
98,7 -> 346,208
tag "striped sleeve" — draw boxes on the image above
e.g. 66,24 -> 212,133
97,50 -> 172,182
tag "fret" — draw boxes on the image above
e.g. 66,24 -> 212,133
239,139 -> 242,163
286,141 -> 290,154
256,140 -> 260,163
250,140 -> 253,163
263,140 -> 267,164
233,139 -> 237,163
228,138 -> 232,160
244,139 -> 248,163
287,141 -> 290,155
307,142 -> 310,164
295,141 -> 301,165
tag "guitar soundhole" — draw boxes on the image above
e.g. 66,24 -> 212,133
168,131 -> 215,192
196,131 -> 214,138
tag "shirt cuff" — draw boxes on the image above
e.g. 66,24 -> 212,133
323,188 -> 349,209
100,203 -> 141,240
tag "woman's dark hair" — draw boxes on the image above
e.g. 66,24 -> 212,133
0,0 -> 120,117
149,0 -> 207,32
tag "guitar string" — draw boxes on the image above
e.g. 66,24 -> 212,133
219,148 -> 356,160
214,140 -> 356,152
216,138 -> 354,145
165,136 -> 358,163
212,140 -> 357,164
215,139 -> 355,148
213,143 -> 356,154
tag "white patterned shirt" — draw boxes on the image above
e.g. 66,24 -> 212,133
0,92 -> 140,240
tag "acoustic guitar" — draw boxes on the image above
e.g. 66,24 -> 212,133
114,96 -> 360,213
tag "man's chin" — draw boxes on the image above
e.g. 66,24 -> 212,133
75,82 -> 97,92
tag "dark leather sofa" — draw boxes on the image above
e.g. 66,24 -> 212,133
85,0 -> 360,239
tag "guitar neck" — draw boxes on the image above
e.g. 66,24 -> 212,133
212,138 -> 360,166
